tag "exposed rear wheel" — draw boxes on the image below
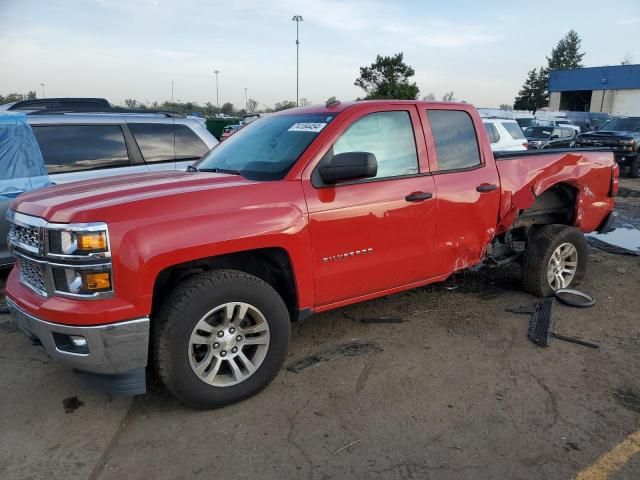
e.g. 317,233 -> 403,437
522,224 -> 588,297
154,270 -> 290,409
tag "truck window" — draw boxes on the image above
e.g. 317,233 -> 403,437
332,111 -> 418,179
174,124 -> 209,160
427,110 -> 481,171
31,125 -> 130,174
128,123 -> 174,163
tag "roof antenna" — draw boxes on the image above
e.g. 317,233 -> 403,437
325,96 -> 341,107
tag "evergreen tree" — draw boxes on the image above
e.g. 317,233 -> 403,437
355,52 -> 420,100
546,29 -> 585,71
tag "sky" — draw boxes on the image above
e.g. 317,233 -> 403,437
1,0 -> 639,110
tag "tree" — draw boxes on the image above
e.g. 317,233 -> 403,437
354,52 -> 420,100
299,97 -> 312,106
246,98 -> 258,114
220,102 -> 234,116
441,91 -> 455,102
26,91 -> 37,100
513,68 -> 548,112
422,92 -> 436,101
546,29 -> 585,71
274,100 -> 296,111
621,53 -> 633,65
124,99 -> 139,108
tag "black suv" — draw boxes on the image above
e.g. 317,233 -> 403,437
574,117 -> 640,178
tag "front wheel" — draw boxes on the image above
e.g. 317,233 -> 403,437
153,270 -> 290,409
521,224 -> 588,297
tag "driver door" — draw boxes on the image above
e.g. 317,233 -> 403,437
302,105 -> 438,308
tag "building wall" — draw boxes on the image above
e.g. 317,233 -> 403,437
611,89 -> 640,115
549,91 -> 561,110
589,90 -> 617,113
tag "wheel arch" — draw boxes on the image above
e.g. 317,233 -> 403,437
151,247 -> 301,321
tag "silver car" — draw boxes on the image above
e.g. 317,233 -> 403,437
1,110 -> 218,267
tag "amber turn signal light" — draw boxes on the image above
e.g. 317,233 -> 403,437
81,272 -> 112,291
77,232 -> 107,252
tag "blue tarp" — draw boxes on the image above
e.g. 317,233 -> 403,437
0,112 -> 51,199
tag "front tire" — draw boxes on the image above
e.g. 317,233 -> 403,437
153,270 -> 290,409
522,224 -> 588,297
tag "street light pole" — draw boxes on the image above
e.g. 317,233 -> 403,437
40,83 -> 46,99
214,70 -> 220,114
292,15 -> 303,107
244,87 -> 248,112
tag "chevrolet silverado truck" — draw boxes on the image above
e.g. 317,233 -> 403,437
5,100 -> 618,408
574,116 -> 640,178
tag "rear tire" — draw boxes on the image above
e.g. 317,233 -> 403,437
521,224 -> 588,297
153,269 -> 290,409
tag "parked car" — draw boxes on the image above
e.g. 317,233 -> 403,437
524,126 -> 576,149
515,117 -> 536,130
0,109 -> 218,267
483,119 -> 528,151
6,100 -> 617,408
0,97 -> 112,111
536,118 -> 581,134
565,111 -> 610,133
220,124 -> 242,141
574,116 -> 640,177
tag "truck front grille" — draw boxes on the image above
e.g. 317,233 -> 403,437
8,222 -> 41,253
17,256 -> 47,296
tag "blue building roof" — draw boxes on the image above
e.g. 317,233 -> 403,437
548,64 -> 640,92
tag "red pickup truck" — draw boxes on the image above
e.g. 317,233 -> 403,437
6,100 -> 618,408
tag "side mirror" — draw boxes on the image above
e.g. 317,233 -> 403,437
318,151 -> 377,184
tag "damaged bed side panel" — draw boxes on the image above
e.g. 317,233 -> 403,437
495,150 -> 616,234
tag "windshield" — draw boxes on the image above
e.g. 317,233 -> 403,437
524,127 -> 552,139
598,117 -> 640,132
196,113 -> 335,180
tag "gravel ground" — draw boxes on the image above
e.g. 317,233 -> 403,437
1,180 -> 638,480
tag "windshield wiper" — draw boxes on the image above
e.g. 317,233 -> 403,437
186,165 -> 198,172
198,167 -> 243,176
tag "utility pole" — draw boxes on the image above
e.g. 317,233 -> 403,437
40,83 -> 46,99
292,15 -> 303,107
244,87 -> 248,112
213,70 -> 220,114
171,80 -> 174,102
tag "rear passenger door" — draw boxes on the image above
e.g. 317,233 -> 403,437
419,107 -> 501,276
31,124 -> 149,184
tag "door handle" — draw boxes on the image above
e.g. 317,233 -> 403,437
405,192 -> 433,202
476,183 -> 497,193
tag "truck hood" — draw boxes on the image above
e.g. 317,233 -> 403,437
578,130 -> 640,141
11,170 -> 257,223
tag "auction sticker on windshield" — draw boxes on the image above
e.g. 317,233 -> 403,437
288,122 -> 327,133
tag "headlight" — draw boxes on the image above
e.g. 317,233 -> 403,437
620,139 -> 635,145
47,223 -> 110,258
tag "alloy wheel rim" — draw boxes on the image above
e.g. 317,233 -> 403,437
188,302 -> 270,387
547,242 -> 578,290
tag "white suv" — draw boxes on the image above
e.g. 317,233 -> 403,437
483,119 -> 528,152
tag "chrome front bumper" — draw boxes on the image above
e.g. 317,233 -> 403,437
6,298 -> 149,375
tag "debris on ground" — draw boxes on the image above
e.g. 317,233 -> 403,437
62,396 -> 84,414
287,342 -> 383,373
586,228 -> 640,256
333,436 -> 367,455
526,297 -> 599,349
554,289 -> 596,308
359,316 -> 406,324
